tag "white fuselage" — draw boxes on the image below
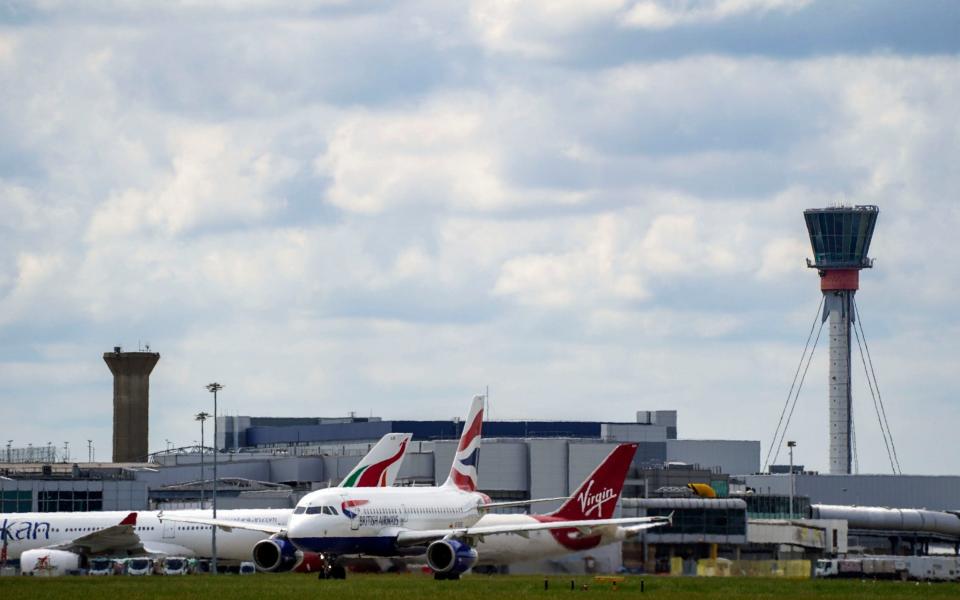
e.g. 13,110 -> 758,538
286,485 -> 486,557
0,509 -> 290,563
469,514 -> 622,564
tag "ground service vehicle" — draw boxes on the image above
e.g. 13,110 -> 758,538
815,556 -> 960,581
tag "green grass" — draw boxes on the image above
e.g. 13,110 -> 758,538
0,573 -> 957,600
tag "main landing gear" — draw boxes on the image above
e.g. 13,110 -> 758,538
316,556 -> 346,580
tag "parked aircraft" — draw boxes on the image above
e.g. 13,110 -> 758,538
162,396 -> 669,579
471,443 -> 664,565
1,433 -> 411,574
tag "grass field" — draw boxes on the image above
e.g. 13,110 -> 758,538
1,573 -> 958,600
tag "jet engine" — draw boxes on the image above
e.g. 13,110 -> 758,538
20,549 -> 81,575
426,539 -> 477,578
252,537 -> 303,572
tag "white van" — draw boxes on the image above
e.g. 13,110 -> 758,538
162,557 -> 190,575
126,558 -> 155,576
88,558 -> 119,576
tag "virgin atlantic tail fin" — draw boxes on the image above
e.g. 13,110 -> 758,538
548,443 -> 638,520
443,395 -> 485,492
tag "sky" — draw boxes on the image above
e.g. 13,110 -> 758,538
1,0 -> 958,474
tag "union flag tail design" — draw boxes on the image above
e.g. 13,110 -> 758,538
549,443 -> 638,520
444,395 -> 485,492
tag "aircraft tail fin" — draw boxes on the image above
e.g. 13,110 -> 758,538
548,443 -> 637,520
443,395 -> 485,492
340,433 -> 412,487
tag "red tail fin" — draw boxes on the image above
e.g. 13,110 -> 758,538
119,512 -> 137,526
549,444 -> 637,520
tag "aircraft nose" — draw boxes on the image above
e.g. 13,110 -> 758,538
286,514 -> 308,541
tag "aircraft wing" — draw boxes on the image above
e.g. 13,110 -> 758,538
157,512 -> 285,535
619,521 -> 670,537
46,512 -> 146,555
478,497 -> 569,511
395,515 -> 670,546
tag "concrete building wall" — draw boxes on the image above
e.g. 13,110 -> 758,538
397,451 -> 434,482
268,457 -> 325,483
529,440 -> 569,513
568,442 -> 619,493
432,441 -> 455,485
666,439 -> 760,475
602,424 -> 667,442
476,442 -> 528,492
0,479 -> 149,511
137,458 -> 271,487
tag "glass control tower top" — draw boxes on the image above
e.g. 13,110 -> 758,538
803,205 -> 879,270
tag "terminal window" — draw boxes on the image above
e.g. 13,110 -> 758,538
1,490 -> 32,513
646,507 -> 747,536
38,490 -> 103,512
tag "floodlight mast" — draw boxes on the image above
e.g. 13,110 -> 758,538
205,383 -> 223,574
195,412 -> 211,505
803,205 -> 878,475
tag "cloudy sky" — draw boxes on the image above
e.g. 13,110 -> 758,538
1,1 -> 958,474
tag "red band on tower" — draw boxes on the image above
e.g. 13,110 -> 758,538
820,269 -> 859,291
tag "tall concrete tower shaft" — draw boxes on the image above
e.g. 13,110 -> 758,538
104,348 -> 160,463
803,206 -> 878,475
825,289 -> 853,474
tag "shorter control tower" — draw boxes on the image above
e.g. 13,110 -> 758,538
803,205 -> 879,475
104,347 -> 160,463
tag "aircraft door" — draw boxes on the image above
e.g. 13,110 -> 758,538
162,519 -> 176,539
341,494 -> 361,531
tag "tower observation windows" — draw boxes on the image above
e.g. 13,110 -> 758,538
803,206 -> 878,268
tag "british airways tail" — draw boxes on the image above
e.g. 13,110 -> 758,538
340,433 -> 412,488
443,395 -> 485,492
548,443 -> 638,520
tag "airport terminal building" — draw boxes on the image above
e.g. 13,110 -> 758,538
3,407 -> 959,573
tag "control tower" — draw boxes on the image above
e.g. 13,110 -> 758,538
104,347 -> 160,463
803,205 -> 879,475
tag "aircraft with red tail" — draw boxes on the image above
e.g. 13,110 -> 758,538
160,396 -> 669,580
469,443 -> 667,564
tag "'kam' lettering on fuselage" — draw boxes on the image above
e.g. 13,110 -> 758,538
0,519 -> 52,542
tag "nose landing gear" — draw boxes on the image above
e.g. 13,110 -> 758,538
316,555 -> 346,580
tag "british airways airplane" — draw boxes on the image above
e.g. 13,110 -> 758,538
0,432 -> 412,575
162,396 -> 668,580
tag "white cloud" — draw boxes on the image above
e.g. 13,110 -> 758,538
318,100 -> 506,214
470,0 -> 627,57
0,3 -> 958,475
494,214 -> 648,308
623,0 -> 811,30
87,126 -> 295,239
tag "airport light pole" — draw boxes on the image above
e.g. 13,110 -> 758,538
195,412 -> 211,506
6,440 -> 11,463
206,383 -> 223,575
787,441 -> 797,518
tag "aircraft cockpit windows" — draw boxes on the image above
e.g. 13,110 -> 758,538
293,506 -> 306,514
305,505 -> 339,515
